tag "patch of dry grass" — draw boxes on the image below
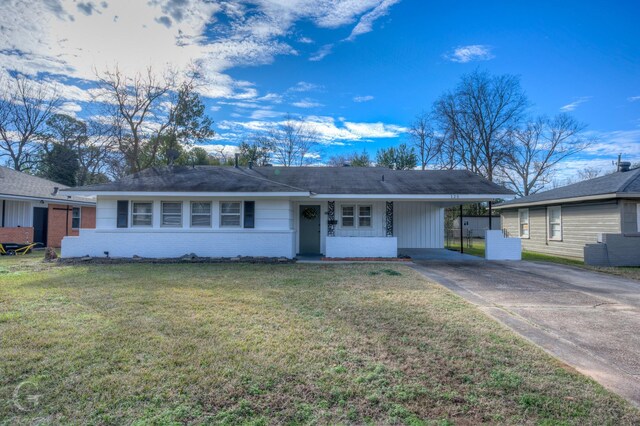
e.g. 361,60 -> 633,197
1,254 -> 639,424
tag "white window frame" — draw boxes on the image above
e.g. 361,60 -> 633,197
161,201 -> 183,228
131,201 -> 153,227
340,204 -> 373,229
548,206 -> 562,241
518,208 -> 529,238
190,201 -> 212,228
358,205 -> 373,228
220,201 -> 242,228
71,207 -> 81,229
341,204 -> 355,228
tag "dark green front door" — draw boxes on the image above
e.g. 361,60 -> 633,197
299,205 -> 321,255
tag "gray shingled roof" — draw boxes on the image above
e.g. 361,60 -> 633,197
65,165 -> 513,196
0,166 -> 95,205
251,167 -> 511,195
65,166 -> 308,193
496,167 -> 640,208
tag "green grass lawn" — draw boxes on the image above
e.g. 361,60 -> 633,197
1,254 -> 639,424
446,240 -> 640,281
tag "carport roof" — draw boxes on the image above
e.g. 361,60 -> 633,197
495,167 -> 640,209
62,165 -> 514,198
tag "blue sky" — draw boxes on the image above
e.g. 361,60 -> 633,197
2,0 -> 639,175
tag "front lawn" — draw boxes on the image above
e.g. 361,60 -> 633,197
1,255 -> 639,424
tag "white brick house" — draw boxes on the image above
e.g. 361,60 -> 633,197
61,166 -> 512,259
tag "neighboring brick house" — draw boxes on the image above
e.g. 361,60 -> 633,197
0,166 -> 96,248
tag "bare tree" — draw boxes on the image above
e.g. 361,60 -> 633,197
77,120 -> 120,185
0,75 -> 61,171
408,112 -> 440,170
433,70 -> 528,181
577,167 -> 601,181
263,114 -> 318,166
327,150 -> 371,167
499,114 -> 591,196
238,136 -> 271,166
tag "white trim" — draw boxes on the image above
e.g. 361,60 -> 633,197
0,193 -> 95,206
62,191 -> 513,201
161,201 -> 183,228
637,203 -> 640,232
548,206 -> 562,241
190,201 -> 212,228
518,208 -> 529,239
219,201 -> 242,228
71,206 -> 81,230
62,191 -> 308,197
131,201 -> 153,228
311,193 -> 513,200
494,193 -> 640,209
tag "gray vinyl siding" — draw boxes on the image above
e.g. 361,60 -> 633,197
501,201 -> 622,259
621,200 -> 639,234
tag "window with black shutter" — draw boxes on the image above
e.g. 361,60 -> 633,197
117,200 -> 129,228
243,201 -> 255,228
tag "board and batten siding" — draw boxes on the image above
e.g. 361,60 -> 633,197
1,199 -> 34,227
501,201 -> 622,259
394,202 -> 444,249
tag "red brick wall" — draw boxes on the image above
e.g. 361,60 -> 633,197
0,227 -> 34,244
81,207 -> 96,229
47,205 -> 96,248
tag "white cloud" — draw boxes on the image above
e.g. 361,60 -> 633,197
548,129 -> 640,182
56,101 -> 83,116
220,115 -> 406,144
292,99 -> 323,108
353,95 -> 374,102
560,96 -> 591,112
298,37 -> 314,44
288,82 -> 322,92
1,0 -> 398,102
628,96 -> 640,102
345,0 -> 400,41
309,44 -> 333,61
444,45 -> 494,63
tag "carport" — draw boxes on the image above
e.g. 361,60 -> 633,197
400,248 -> 483,261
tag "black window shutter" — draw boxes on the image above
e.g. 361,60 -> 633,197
117,200 -> 129,228
244,201 -> 255,228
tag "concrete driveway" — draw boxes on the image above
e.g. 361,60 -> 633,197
411,258 -> 640,406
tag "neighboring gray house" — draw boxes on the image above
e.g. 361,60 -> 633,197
60,165 -> 512,259
495,164 -> 640,264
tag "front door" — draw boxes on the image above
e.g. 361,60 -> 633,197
299,205 -> 321,255
33,207 -> 48,246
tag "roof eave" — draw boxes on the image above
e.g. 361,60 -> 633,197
0,193 -> 95,206
61,190 -> 311,197
309,193 -> 515,200
493,192 -> 638,209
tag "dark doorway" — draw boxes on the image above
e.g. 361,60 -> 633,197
33,207 -> 48,246
299,205 -> 321,255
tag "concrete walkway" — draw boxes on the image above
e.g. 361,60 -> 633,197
411,259 -> 640,407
